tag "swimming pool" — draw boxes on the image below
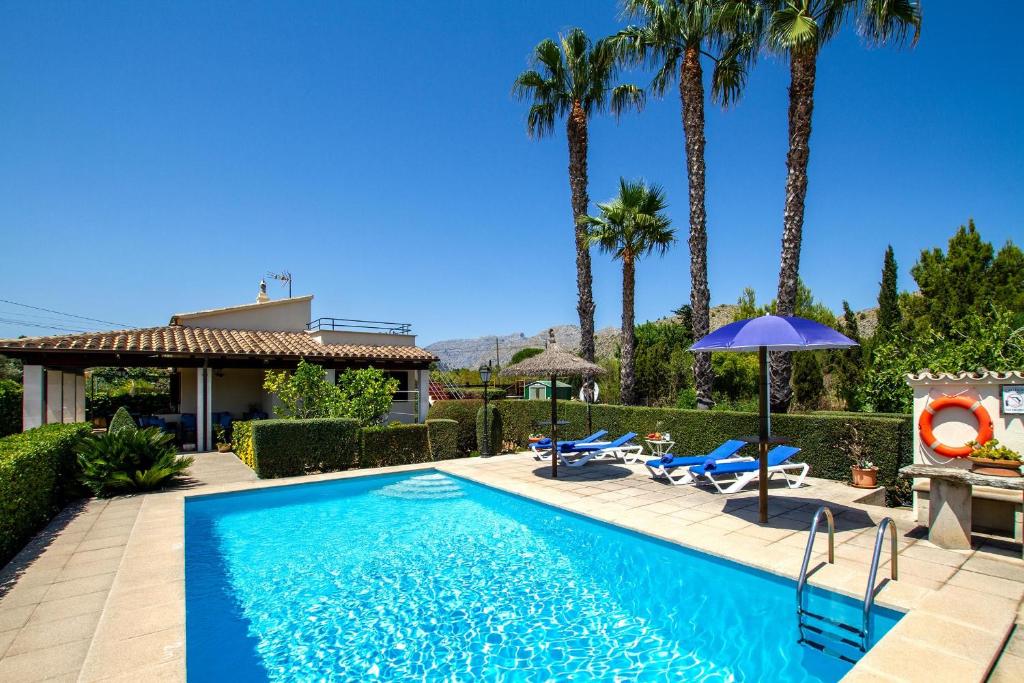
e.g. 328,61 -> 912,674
185,470 -> 901,681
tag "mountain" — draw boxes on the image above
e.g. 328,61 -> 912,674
424,301 -> 879,369
426,325 -> 620,369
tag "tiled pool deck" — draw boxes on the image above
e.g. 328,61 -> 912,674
0,451 -> 1021,682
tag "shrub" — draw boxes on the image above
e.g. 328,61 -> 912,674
425,399 -> 483,454
264,360 -> 345,419
232,420 -> 254,469
360,424 -> 431,468
458,387 -> 508,400
0,379 -> 22,437
426,419 -> 459,460
76,427 -> 193,497
0,423 -> 91,566
335,367 -> 400,426
107,406 -> 138,435
440,399 -> 913,503
475,405 -> 503,455
249,418 -> 360,478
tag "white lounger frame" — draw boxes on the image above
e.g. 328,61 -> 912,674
558,444 -> 645,468
645,456 -> 754,486
694,461 -> 810,494
531,441 -> 611,461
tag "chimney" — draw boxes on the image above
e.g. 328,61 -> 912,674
256,279 -> 269,303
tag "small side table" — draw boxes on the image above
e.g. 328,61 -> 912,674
645,439 -> 675,459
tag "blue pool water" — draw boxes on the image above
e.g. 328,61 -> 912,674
186,471 -> 901,682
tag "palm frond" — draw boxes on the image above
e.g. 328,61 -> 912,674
580,178 -> 675,262
859,0 -> 922,47
768,3 -> 820,52
610,84 -> 646,118
526,102 -> 557,139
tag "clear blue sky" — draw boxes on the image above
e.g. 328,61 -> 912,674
1,1 -> 1021,345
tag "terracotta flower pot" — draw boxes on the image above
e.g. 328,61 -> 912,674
851,466 -> 878,489
968,456 -> 1022,477
216,444 -> 233,453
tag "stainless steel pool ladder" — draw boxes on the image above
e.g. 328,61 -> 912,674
796,506 -> 899,660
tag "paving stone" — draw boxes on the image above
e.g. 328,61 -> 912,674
7,611 -> 101,656
0,638 -> 91,682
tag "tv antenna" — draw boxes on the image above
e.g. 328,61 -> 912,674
267,271 -> 293,298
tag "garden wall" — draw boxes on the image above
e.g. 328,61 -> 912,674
0,423 -> 91,567
429,399 -> 914,503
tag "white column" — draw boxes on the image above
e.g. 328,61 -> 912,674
22,365 -> 44,431
61,373 -> 75,423
75,374 -> 86,423
417,369 -> 430,423
46,370 -> 63,424
197,366 -> 213,452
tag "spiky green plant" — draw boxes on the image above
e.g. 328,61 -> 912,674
76,427 -> 192,496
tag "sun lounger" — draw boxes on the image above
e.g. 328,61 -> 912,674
644,439 -> 751,485
530,429 -> 609,460
688,445 -> 807,494
558,432 -> 643,467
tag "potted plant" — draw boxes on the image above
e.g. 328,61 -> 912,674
846,424 -> 878,488
967,439 -> 1022,476
214,425 -> 232,453
527,433 -> 545,444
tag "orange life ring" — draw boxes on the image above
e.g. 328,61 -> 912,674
918,395 -> 994,458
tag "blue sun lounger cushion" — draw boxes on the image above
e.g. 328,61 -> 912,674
644,439 -> 747,470
689,445 -> 801,477
535,430 -> 608,449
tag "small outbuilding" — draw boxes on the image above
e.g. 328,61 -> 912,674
523,380 -> 572,401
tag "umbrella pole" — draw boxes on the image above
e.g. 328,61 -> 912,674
758,346 -> 769,524
550,373 -> 558,478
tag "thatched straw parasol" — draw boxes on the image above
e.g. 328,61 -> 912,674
500,329 -> 605,477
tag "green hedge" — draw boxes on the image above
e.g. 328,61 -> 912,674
426,419 -> 459,460
426,399 -> 483,454
249,418 -> 360,478
458,387 -> 509,400
443,399 -> 913,504
360,424 -> 431,468
476,405 -> 503,455
233,420 -> 254,470
0,423 -> 92,566
0,379 -> 22,437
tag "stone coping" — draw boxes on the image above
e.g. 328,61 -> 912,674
3,451 -> 1022,681
901,464 -> 1024,491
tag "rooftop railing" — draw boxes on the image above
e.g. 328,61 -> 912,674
306,317 -> 412,335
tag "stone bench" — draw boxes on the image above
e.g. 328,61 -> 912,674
900,465 -> 1023,555
913,479 -> 1023,542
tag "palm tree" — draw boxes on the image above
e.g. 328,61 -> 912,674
615,0 -> 762,410
766,0 -> 921,412
513,29 -> 645,367
580,179 -> 676,404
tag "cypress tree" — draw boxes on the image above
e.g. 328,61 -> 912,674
877,245 -> 901,338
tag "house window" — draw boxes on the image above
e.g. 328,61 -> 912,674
384,372 -> 410,400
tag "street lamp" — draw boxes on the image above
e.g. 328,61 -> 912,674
479,362 -> 492,456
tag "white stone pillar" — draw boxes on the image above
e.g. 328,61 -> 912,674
61,373 -> 75,423
417,369 -> 430,423
22,365 -> 44,431
197,366 -> 213,452
46,370 -> 63,424
75,374 -> 86,423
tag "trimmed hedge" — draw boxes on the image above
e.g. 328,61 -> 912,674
0,423 -> 91,566
476,405 -> 503,455
444,399 -> 914,504
426,419 -> 459,460
426,399 -> 483,454
361,424 -> 431,468
0,379 -> 22,437
108,407 -> 137,435
249,418 -> 360,478
232,420 -> 254,470
458,387 -> 509,400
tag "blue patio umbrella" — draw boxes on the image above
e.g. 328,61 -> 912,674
691,315 -> 857,523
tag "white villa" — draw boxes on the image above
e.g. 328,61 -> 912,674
0,283 -> 437,450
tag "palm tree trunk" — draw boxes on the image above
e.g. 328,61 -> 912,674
620,253 -> 636,405
680,45 -> 713,410
567,100 -> 596,364
771,46 -> 817,413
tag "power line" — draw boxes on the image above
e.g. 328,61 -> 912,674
0,298 -> 132,328
0,316 -> 91,334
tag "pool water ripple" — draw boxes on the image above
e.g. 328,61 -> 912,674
186,472 -> 900,681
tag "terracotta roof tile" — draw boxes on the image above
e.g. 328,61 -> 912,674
0,326 -> 437,364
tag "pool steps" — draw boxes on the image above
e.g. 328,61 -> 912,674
796,506 -> 900,663
377,473 -> 466,500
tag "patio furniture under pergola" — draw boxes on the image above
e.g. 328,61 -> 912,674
500,329 -> 604,478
